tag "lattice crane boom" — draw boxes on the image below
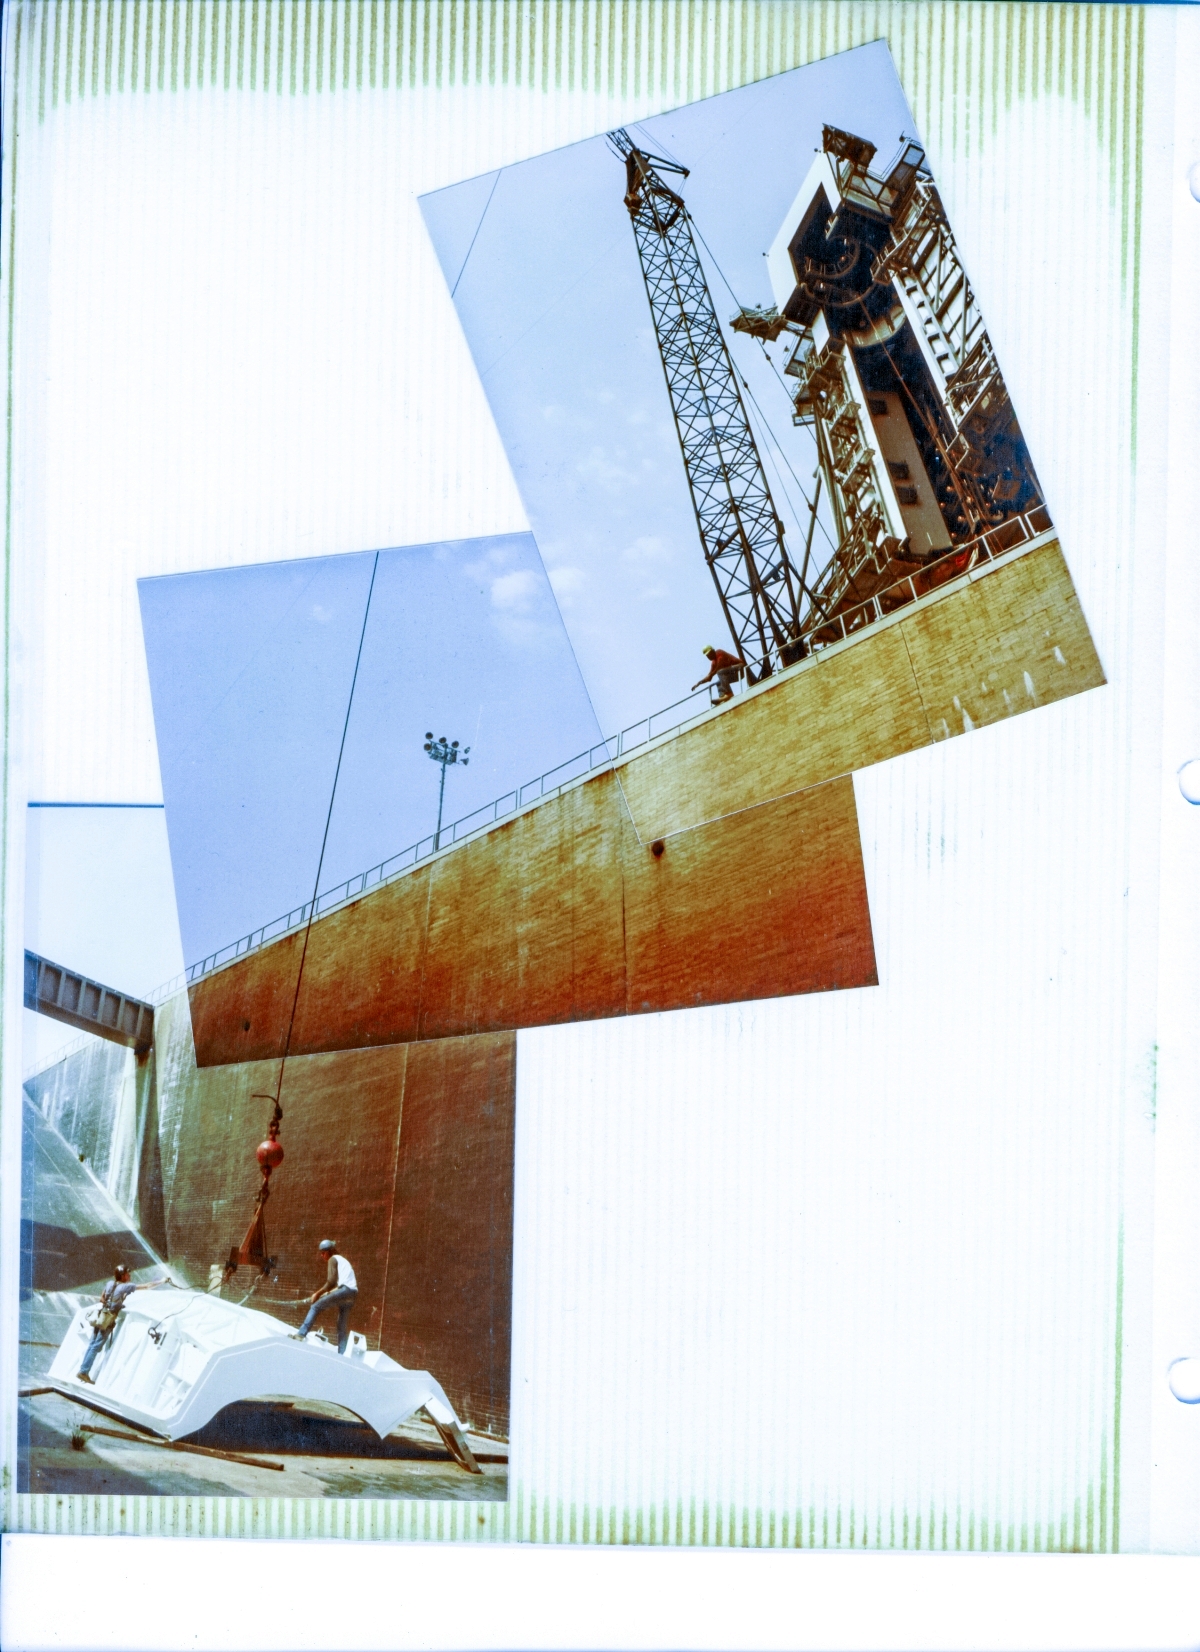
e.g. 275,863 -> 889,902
609,129 -> 808,676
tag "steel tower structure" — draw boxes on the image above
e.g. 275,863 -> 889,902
609,129 -> 808,677
748,127 -> 1045,643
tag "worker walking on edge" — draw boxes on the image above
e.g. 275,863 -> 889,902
77,1263 -> 169,1383
692,644 -> 744,704
291,1239 -> 358,1354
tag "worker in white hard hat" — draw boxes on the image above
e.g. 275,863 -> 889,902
692,644 -> 744,704
290,1240 -> 358,1354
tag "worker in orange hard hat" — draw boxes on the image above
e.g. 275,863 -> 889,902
692,644 -> 744,704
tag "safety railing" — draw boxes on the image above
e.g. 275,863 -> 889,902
184,685 -> 724,985
796,505 -> 1053,659
24,970 -> 189,1076
184,509 -> 1051,987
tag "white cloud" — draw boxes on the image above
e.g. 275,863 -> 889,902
621,535 -> 672,566
490,568 -> 539,611
464,546 -> 516,583
547,564 -> 586,608
576,444 -> 639,490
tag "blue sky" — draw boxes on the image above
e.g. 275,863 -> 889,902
138,48 -> 918,970
420,42 -> 918,734
139,534 -> 603,965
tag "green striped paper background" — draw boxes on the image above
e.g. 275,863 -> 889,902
1,1 -> 1149,1547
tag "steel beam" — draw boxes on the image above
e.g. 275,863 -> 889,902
23,950 -> 154,1053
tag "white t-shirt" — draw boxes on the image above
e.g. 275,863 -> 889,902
333,1254 -> 357,1291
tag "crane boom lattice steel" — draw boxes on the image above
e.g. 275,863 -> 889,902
609,129 -> 807,677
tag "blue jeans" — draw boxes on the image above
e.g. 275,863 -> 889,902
298,1287 -> 357,1353
78,1327 -> 109,1377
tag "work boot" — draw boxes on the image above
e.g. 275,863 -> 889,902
77,1373 -> 93,1384
288,1331 -> 306,1341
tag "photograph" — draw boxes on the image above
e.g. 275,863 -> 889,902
19,529 -> 607,1496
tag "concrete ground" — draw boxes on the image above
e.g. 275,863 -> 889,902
19,1390 -> 508,1500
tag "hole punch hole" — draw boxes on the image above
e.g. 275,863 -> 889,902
1168,1357 -> 1200,1403
651,839 -> 665,858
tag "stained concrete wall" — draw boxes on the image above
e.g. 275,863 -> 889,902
28,1002 -> 517,1437
189,771 -> 875,1065
617,537 -> 1105,840
21,535 -> 1104,1449
188,536 -> 1100,1068
25,1040 -> 167,1257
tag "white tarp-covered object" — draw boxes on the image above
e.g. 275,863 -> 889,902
49,1288 -> 466,1445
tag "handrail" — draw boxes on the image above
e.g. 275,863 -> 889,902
183,511 -> 1051,987
793,504 -> 1052,659
183,686 -> 721,984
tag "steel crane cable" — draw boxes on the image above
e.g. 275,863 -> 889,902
628,121 -> 684,166
688,218 -> 838,559
734,363 -> 838,592
159,565 -> 325,775
225,551 -> 381,1281
476,230 -> 628,381
750,341 -> 840,559
738,394 -> 834,625
277,550 -> 381,1090
451,168 -> 503,297
740,394 -> 812,562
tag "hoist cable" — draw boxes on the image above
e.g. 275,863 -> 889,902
275,551 -> 381,1105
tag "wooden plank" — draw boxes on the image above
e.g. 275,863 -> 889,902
427,1413 -> 483,1475
80,1423 -> 285,1472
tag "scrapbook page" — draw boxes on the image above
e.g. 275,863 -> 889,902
2,1 -> 1198,1627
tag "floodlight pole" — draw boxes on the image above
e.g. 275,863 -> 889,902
423,733 -> 470,851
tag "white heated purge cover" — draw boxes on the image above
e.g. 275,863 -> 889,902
49,1289 -> 459,1440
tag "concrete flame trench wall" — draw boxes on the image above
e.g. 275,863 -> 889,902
26,1000 -> 516,1438
171,997 -> 512,1435
189,537 -> 1103,1067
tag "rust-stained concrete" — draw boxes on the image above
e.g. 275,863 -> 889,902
189,773 -> 875,1065
617,537 -> 1104,841
187,535 -> 1101,1067
147,996 -> 515,1436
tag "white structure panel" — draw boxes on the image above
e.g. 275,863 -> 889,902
766,151 -> 844,313
49,1290 -> 459,1442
